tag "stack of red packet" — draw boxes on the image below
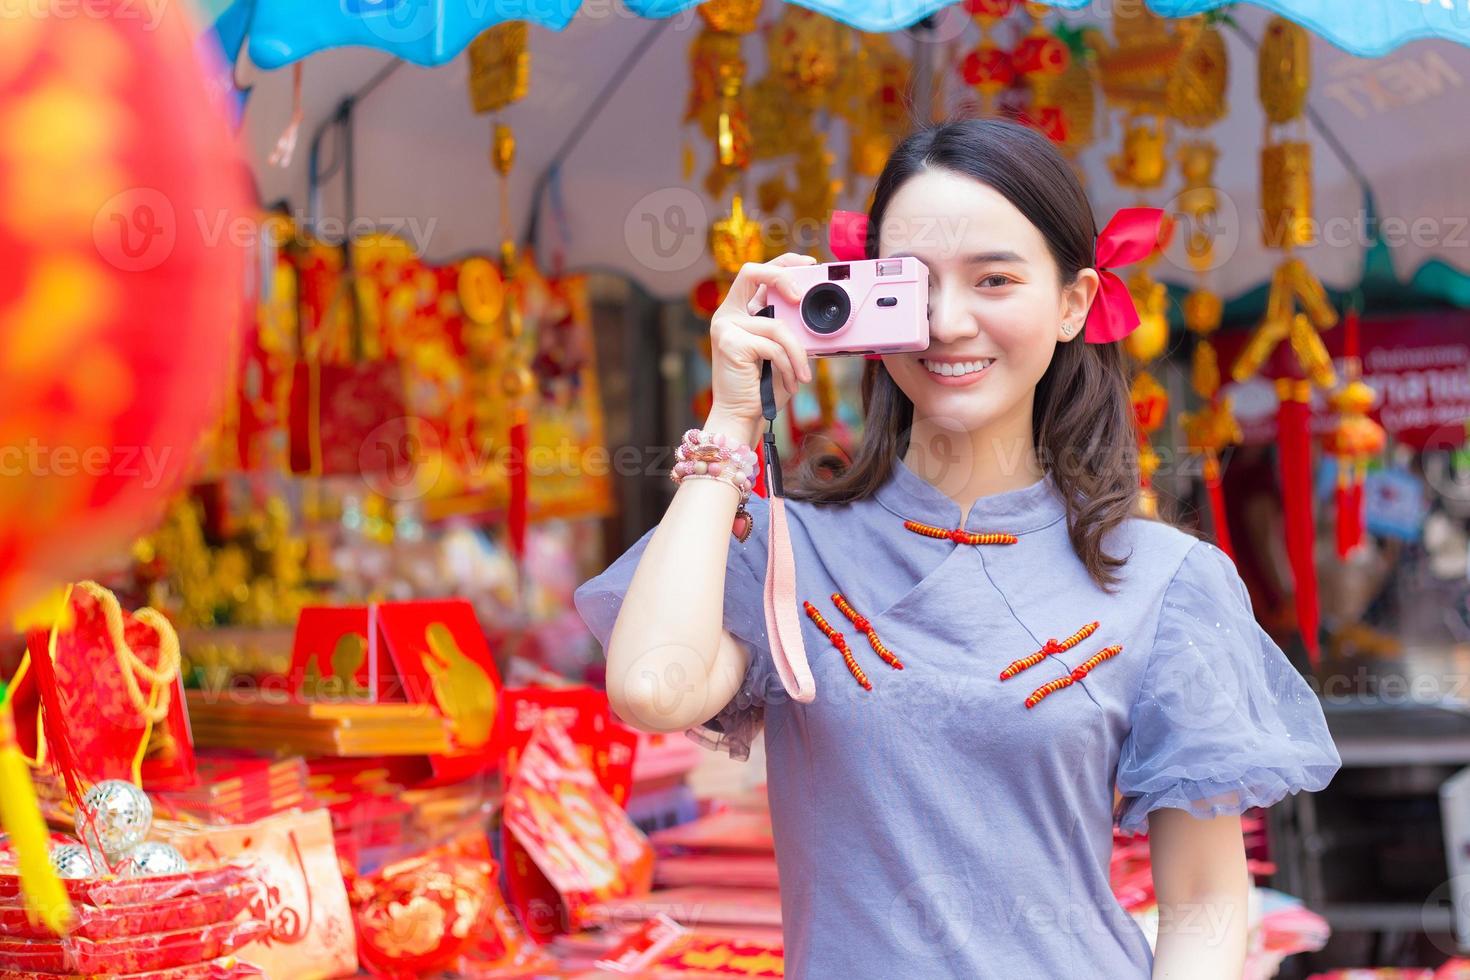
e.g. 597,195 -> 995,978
306,757 -> 417,873
153,755 -> 312,825
0,863 -> 267,977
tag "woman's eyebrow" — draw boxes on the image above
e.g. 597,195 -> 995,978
964,251 -> 1026,264
889,250 -> 1027,264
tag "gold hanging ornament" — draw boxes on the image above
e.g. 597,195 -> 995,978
715,65 -> 751,170
1109,114 -> 1169,190
1167,16 -> 1228,127
697,0 -> 761,34
1233,259 -> 1338,388
845,34 -> 911,180
1131,371 -> 1169,518
1093,4 -> 1184,116
710,194 -> 764,277
1258,16 -> 1310,125
687,0 -> 760,209
1261,140 -> 1315,249
1050,25 -> 1098,157
769,7 -> 843,108
467,21 -> 529,114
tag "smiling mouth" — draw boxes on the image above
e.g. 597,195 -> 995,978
920,357 -> 996,378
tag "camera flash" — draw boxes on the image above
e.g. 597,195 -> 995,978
876,260 -> 902,277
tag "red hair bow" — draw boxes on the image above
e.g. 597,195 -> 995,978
1084,207 -> 1171,344
829,209 -> 868,262
828,211 -> 887,361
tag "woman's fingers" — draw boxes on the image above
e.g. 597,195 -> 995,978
724,253 -> 818,312
733,310 -> 812,383
716,321 -> 799,397
744,335 -> 798,403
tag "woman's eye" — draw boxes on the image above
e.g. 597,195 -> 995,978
975,274 -> 1014,288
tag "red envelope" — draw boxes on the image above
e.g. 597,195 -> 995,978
288,601 -> 502,783
498,685 -> 638,803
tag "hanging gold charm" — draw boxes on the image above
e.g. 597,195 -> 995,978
467,21 -> 529,115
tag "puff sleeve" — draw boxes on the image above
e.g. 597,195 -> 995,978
572,491 -> 777,761
1113,540 -> 1342,835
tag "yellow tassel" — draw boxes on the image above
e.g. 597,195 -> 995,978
0,701 -> 72,935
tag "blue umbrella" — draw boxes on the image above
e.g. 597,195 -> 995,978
215,0 -> 1470,70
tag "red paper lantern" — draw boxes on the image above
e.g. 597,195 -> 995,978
0,6 -> 250,617
964,0 -> 1018,26
961,44 -> 1015,91
1013,33 -> 1070,78
690,276 -> 723,318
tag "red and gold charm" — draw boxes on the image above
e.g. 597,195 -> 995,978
831,592 -> 903,670
803,601 -> 871,691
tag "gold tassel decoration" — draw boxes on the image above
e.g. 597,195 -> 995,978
0,700 -> 72,934
1,589 -> 75,936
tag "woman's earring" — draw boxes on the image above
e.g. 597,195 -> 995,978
1062,322 -> 1076,337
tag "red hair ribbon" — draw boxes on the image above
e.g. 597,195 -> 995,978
829,209 -> 868,262
827,211 -> 886,362
1084,207 -> 1171,344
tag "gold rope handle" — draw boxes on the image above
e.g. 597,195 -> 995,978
74,582 -> 181,724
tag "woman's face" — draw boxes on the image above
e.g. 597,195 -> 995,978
877,168 -> 1096,437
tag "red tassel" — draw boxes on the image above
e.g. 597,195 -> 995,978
1203,452 -> 1234,561
23,629 -> 85,807
508,407 -> 529,561
1276,379 -> 1320,667
1335,465 -> 1365,558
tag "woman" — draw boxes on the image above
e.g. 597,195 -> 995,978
574,119 -> 1340,979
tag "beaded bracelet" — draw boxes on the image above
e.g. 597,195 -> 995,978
670,428 -> 759,542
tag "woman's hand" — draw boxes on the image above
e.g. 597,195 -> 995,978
707,253 -> 817,433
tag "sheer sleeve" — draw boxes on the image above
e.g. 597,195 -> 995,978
1113,540 -> 1341,835
572,491 -> 776,761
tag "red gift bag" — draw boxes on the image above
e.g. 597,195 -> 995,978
11,581 -> 195,792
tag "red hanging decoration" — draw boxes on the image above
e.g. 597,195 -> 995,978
1202,453 -> 1235,561
1276,378 -> 1320,667
1324,307 -> 1384,559
508,407 -> 529,561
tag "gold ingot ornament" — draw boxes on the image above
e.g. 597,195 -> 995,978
1261,141 -> 1314,250
467,21 -> 529,115
1258,16 -> 1310,125
710,194 -> 764,276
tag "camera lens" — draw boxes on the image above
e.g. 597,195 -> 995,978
800,283 -> 852,335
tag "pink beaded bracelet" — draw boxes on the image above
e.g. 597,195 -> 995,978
670,428 -> 759,542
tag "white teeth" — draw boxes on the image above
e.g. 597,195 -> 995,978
923,358 -> 994,377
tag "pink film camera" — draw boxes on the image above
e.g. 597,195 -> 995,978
766,257 -> 930,357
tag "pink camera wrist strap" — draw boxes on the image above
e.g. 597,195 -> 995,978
754,305 -> 815,705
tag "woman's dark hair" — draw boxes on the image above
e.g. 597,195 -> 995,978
788,117 -> 1155,593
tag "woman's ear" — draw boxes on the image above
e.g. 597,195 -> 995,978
1058,268 -> 1101,343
